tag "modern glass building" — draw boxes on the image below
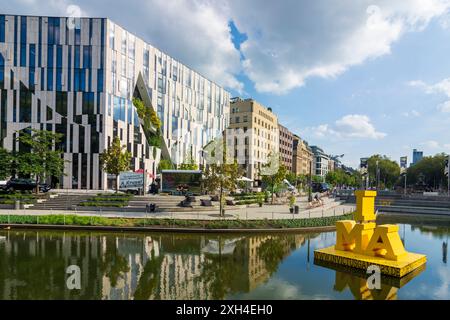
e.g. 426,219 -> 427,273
0,14 -> 230,189
412,149 -> 423,166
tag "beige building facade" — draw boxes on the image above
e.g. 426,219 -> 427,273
227,98 -> 279,182
293,135 -> 313,176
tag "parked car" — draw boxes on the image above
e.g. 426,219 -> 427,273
312,182 -> 330,193
0,180 -> 8,191
5,178 -> 51,193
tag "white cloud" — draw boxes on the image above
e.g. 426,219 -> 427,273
228,0 -> 450,94
4,0 -> 450,95
438,101 -> 450,112
2,0 -> 243,92
420,140 -> 450,151
308,114 -> 386,140
409,77 -> 450,113
402,110 -> 421,117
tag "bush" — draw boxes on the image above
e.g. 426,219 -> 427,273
0,213 -> 354,229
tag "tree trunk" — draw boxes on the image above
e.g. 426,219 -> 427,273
116,175 -> 119,193
35,176 -> 40,194
219,185 -> 223,217
271,177 -> 275,205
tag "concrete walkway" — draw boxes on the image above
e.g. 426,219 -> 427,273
0,198 -> 355,220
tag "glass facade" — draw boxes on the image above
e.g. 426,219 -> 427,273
0,15 -> 230,189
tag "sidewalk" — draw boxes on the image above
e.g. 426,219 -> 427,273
0,201 -> 356,221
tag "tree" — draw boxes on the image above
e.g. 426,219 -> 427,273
407,153 -> 448,190
0,148 -> 13,180
157,159 -> 174,173
203,161 -> 242,217
202,138 -> 243,216
16,129 -> 66,193
260,153 -> 287,204
99,137 -> 132,193
367,155 -> 400,189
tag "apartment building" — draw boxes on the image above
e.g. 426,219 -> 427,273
292,135 -> 313,176
278,124 -> 294,172
227,98 -> 279,183
310,145 -> 329,180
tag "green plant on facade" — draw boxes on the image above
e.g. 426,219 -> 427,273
132,97 -> 162,148
99,137 -> 132,193
179,151 -> 199,170
157,159 -> 174,172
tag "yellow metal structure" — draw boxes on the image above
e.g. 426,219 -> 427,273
315,190 -> 426,277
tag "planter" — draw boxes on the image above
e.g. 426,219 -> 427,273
289,207 -> 294,213
294,205 -> 300,214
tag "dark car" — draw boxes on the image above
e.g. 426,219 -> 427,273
312,182 -> 330,193
5,178 -> 51,193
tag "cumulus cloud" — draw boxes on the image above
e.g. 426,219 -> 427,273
409,77 -> 450,113
227,0 -> 450,94
5,0 -> 450,95
2,0 -> 243,92
308,114 -> 386,140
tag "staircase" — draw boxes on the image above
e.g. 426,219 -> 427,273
27,194 -> 93,210
339,194 -> 450,216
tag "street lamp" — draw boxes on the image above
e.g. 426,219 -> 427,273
308,160 -> 313,202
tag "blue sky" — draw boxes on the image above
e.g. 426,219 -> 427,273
4,0 -> 450,168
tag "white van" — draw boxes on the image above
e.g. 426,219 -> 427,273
0,180 -> 9,191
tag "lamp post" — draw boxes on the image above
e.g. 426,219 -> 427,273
308,160 -> 313,202
376,160 -> 380,191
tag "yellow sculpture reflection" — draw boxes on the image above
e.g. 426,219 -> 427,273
315,259 -> 426,300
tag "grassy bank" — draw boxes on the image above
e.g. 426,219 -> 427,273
0,213 -> 353,230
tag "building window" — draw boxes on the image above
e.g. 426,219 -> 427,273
109,22 -> 115,49
0,15 -> 5,43
121,30 -> 127,55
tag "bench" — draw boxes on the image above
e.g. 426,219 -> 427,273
226,199 -> 236,206
200,199 -> 213,207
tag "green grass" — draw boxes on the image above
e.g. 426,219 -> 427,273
0,192 -> 42,204
78,194 -> 133,207
0,213 -> 353,230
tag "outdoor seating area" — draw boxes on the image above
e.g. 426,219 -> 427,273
200,199 -> 213,207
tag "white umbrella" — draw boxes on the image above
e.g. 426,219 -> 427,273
237,177 -> 253,182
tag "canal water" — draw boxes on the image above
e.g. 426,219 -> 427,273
0,216 -> 449,300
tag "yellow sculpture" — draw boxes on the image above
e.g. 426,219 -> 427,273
314,190 -> 426,277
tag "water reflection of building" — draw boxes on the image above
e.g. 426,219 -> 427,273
100,234 -> 305,299
0,231 -> 305,300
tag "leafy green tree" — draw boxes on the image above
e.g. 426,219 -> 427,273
260,153 -> 288,204
99,137 -> 132,193
157,159 -> 174,173
202,138 -> 243,216
16,129 -> 66,193
406,153 -> 448,190
367,155 -> 400,189
0,148 -> 13,180
203,161 -> 242,217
